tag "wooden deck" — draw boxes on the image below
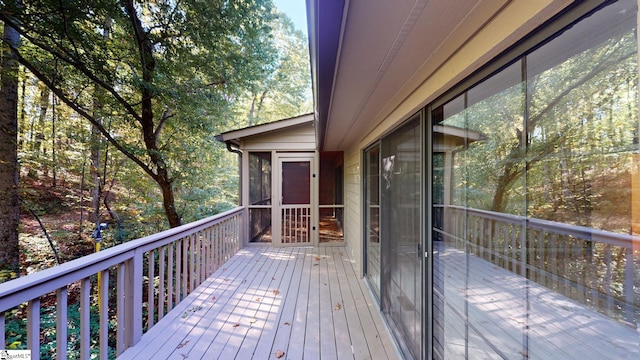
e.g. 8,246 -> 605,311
118,246 -> 399,360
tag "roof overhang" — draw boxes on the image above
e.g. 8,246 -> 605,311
215,113 -> 315,147
306,0 -> 572,151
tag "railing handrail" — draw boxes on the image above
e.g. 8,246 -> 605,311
443,204 -> 640,248
0,206 -> 243,313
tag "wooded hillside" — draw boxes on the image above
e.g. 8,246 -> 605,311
0,0 -> 311,279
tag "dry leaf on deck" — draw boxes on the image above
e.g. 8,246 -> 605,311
334,303 -> 342,311
177,340 -> 190,349
256,297 -> 262,302
273,289 -> 280,295
233,323 -> 240,328
315,256 -> 321,261
284,322 -> 291,326
275,350 -> 285,358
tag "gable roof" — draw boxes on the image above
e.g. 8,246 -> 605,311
215,113 -> 315,146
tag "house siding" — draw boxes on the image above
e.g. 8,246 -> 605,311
343,145 -> 362,274
241,123 -> 316,151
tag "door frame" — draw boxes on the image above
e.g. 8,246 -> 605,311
273,152 -> 318,246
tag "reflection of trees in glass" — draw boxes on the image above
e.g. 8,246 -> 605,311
526,31 -> 637,231
444,21 -> 638,233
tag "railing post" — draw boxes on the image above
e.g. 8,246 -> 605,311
124,252 -> 143,349
80,277 -> 91,360
56,287 -> 68,360
26,299 -> 40,360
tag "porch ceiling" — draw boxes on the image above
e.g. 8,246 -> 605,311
308,0 -> 514,151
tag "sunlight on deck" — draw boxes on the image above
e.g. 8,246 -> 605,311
118,246 -> 399,360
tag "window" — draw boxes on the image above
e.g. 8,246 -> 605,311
249,152 -> 272,243
431,0 -> 639,358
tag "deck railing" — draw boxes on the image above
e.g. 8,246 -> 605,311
437,205 -> 640,324
0,207 -> 244,360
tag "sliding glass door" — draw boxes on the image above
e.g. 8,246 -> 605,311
380,115 -> 423,359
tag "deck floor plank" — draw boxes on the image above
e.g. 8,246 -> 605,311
286,246 -> 313,360
304,248 -> 322,360
117,246 -> 253,360
118,246 -> 399,360
233,247 -> 293,359
326,248 -> 356,360
319,247 -> 339,359
250,247 -> 300,358
166,247 -> 269,359
204,248 -> 278,359
266,247 -> 308,358
332,247 -> 379,360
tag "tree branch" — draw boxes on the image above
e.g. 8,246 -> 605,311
0,15 -> 144,123
10,44 -> 159,181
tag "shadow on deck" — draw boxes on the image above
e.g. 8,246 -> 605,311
118,246 -> 399,360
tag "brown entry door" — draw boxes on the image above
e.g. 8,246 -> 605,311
277,156 -> 314,245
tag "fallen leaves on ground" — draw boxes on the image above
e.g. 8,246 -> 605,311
275,350 -> 285,358
177,340 -> 190,349
273,289 -> 280,295
334,303 -> 342,311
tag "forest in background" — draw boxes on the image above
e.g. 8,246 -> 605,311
0,0 -> 312,282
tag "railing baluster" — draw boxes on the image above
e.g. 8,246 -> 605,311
204,228 -> 210,276
147,250 -> 155,328
27,298 -> 40,360
550,234 -> 558,292
99,269 -> 109,360
605,245 -> 613,315
183,236 -> 188,297
80,277 -> 91,360
168,242 -> 174,311
55,286 -> 68,360
624,247 -> 634,322
198,230 -> 204,286
176,239 -> 182,304
1,312 -> 5,350
190,234 -> 195,292
117,263 -> 125,355
159,246 -> 166,320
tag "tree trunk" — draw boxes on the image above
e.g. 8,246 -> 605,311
51,94 -> 57,187
34,83 -> 49,154
125,0 -> 181,228
0,21 -> 21,271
